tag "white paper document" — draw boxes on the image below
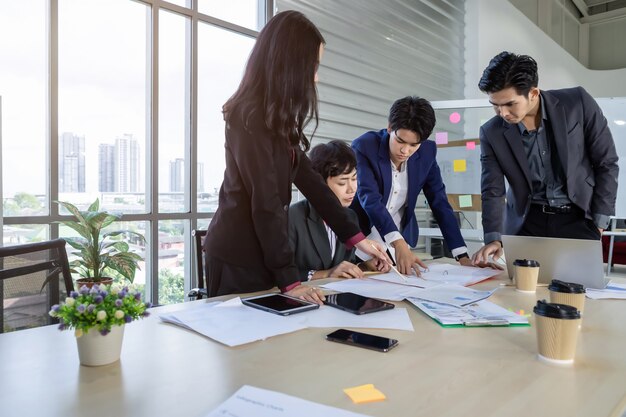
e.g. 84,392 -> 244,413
160,297 -> 307,347
409,284 -> 497,307
418,263 -> 500,286
367,271 -> 444,288
287,305 -> 414,331
585,282 -> 626,299
407,298 -> 529,326
205,385 -> 372,417
321,278 -> 427,301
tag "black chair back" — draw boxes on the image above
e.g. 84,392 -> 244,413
0,239 -> 74,333
187,230 -> 209,300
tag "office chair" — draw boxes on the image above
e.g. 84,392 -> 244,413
0,239 -> 74,333
187,229 -> 209,300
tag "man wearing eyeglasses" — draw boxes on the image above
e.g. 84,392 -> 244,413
350,96 -> 471,276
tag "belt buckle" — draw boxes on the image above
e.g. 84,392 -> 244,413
542,205 -> 555,215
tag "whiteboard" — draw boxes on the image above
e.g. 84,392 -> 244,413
436,144 -> 481,195
596,98 -> 626,218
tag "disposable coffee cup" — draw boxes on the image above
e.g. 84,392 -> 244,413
533,300 -> 581,365
513,259 -> 540,292
549,279 -> 586,314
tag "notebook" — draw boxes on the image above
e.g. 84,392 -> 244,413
501,235 -> 609,289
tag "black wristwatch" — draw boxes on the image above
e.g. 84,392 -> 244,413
454,252 -> 469,261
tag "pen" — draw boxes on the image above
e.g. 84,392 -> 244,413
369,242 -> 407,282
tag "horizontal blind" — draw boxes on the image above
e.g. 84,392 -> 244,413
276,0 -> 466,145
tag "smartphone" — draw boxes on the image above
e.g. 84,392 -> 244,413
324,292 -> 395,315
326,329 -> 398,352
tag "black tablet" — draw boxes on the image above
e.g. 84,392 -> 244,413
324,292 -> 395,315
241,293 -> 319,316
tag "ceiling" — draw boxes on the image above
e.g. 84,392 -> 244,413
572,0 -> 626,17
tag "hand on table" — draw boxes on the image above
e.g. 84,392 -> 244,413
327,261 -> 364,278
355,239 -> 393,270
392,239 -> 428,276
472,241 -> 503,266
285,285 -> 325,305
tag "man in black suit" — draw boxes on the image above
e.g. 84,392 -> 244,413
472,51 -> 619,264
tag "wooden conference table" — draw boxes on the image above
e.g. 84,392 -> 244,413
1,265 -> 625,417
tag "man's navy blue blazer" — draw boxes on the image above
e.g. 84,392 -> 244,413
350,128 -> 465,250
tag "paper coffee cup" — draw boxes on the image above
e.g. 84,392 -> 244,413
513,259 -> 540,293
549,279 -> 586,314
533,300 -> 581,365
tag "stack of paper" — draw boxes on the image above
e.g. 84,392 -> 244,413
160,297 -> 414,346
406,298 -> 529,327
585,282 -> 626,299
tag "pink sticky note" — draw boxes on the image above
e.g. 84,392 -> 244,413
449,112 -> 461,124
466,141 -> 476,150
435,132 -> 448,145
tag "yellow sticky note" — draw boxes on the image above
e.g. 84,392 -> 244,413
459,194 -> 472,208
453,159 -> 467,172
343,384 -> 386,404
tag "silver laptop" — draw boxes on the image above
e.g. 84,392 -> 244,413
501,235 -> 609,289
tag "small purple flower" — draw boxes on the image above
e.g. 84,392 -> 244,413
99,289 -> 108,297
94,295 -> 103,304
51,304 -> 60,312
124,315 -> 132,323
70,291 -> 79,298
99,329 -> 110,336
79,285 -> 90,295
87,304 -> 95,313
115,299 -> 123,307
89,286 -> 99,295
134,292 -> 142,301
142,311 -> 151,317
144,302 -> 152,309
118,290 -> 127,299
58,323 -> 66,330
76,304 -> 86,314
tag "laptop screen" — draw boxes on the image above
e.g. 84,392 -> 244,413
501,235 -> 608,289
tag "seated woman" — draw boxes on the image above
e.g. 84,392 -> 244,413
289,140 -> 386,281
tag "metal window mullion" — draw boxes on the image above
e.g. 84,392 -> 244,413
187,9 -> 198,291
49,0 -> 59,241
148,3 -> 160,306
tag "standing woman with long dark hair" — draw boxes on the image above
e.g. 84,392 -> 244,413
203,11 -> 389,303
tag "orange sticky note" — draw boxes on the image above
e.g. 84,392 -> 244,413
343,384 -> 386,404
453,159 -> 467,172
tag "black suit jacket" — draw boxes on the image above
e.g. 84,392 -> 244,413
204,112 -> 362,293
480,87 -> 619,243
288,200 -> 357,281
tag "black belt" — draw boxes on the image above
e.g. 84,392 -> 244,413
532,203 -> 573,214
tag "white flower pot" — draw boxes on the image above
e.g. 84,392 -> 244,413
76,325 -> 125,366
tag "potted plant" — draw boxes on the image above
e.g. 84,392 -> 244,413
57,199 -> 145,287
49,283 -> 151,366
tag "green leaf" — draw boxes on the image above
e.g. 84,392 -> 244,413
63,237 -> 88,251
103,241 -> 129,253
58,220 -> 91,240
56,200 -> 86,225
87,198 -> 99,212
103,255 -> 137,282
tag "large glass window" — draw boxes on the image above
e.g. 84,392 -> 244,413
0,1 -> 48,216
198,0 -> 260,30
58,0 -> 149,212
0,0 -> 265,306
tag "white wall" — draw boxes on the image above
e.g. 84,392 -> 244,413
464,0 -> 626,99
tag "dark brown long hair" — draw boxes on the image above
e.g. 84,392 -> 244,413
222,11 -> 325,151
